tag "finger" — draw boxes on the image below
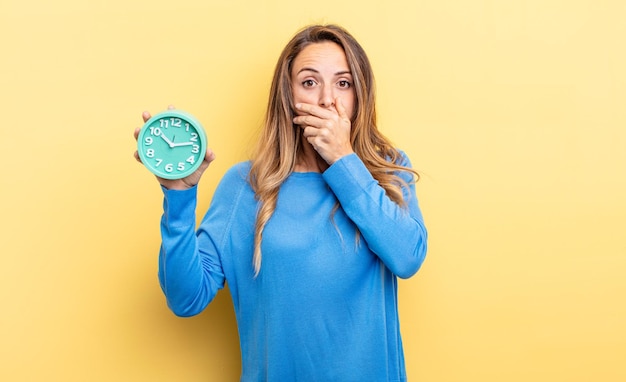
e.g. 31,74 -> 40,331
301,125 -> 319,141
204,148 -> 216,163
294,102 -> 309,115
335,97 -> 349,120
133,127 -> 140,140
293,115 -> 317,129
167,104 -> 175,110
293,114 -> 307,127
133,150 -> 142,163
295,102 -> 334,118
142,111 -> 151,123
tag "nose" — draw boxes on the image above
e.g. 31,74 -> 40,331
319,85 -> 334,109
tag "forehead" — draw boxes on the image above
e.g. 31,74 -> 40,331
292,41 -> 349,73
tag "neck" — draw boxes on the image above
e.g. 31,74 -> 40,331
294,141 -> 329,173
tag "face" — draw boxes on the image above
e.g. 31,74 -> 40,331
291,41 -> 356,119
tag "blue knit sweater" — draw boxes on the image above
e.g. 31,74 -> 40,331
158,152 -> 427,381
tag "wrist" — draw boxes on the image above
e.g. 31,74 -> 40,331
328,150 -> 355,165
159,178 -> 196,191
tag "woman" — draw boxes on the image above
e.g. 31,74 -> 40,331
135,24 -> 427,381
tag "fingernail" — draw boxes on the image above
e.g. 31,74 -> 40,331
295,103 -> 302,109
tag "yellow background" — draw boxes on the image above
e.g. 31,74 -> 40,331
1,0 -> 624,381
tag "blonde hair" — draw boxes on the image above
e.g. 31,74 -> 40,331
249,24 -> 419,276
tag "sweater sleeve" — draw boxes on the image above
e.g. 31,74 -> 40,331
158,185 -> 225,317
322,152 -> 428,278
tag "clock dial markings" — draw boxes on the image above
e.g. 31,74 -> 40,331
138,110 -> 207,179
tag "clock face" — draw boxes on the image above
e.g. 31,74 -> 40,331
137,110 -> 207,180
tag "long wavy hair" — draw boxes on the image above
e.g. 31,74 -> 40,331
249,24 -> 419,276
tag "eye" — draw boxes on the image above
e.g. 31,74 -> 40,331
302,79 -> 316,87
338,80 -> 352,89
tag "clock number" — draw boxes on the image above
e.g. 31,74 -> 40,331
165,163 -> 174,172
185,123 -> 190,132
146,149 -> 155,158
149,127 -> 162,136
190,132 -> 198,142
186,156 -> 195,164
162,118 -> 182,128
191,144 -> 199,154
144,137 -> 153,145
177,162 -> 185,171
155,159 -> 163,167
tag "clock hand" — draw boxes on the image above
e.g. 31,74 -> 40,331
171,141 -> 194,147
159,133 -> 175,148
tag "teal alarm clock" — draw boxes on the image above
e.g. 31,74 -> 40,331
137,110 -> 207,179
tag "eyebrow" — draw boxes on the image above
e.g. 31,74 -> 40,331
297,67 -> 352,76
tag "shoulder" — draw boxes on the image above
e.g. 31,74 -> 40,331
213,161 -> 253,195
211,161 -> 255,207
393,149 -> 412,168
221,161 -> 252,184
389,149 -> 419,184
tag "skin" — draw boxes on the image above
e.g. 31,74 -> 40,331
291,41 -> 355,172
134,41 -> 355,187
